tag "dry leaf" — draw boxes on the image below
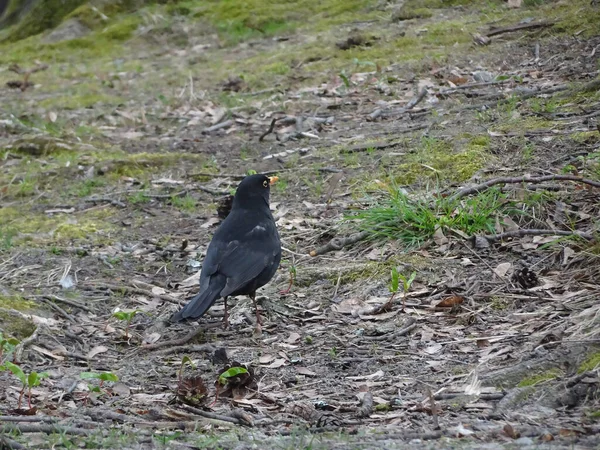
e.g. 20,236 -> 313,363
48,111 -> 57,122
296,367 -> 317,377
287,332 -> 301,344
436,295 -> 464,307
87,345 -> 108,359
265,358 -> 286,369
493,262 -> 512,278
259,354 -> 276,364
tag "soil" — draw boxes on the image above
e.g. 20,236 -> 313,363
0,0 -> 599,449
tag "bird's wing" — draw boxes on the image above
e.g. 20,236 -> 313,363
217,225 -> 279,297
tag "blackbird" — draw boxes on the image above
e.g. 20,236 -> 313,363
171,174 -> 281,327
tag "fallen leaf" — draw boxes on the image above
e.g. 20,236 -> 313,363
493,262 -> 512,278
287,332 -> 301,344
436,295 -> 464,307
87,346 -> 108,359
296,367 -> 317,377
259,354 -> 276,364
265,358 -> 286,369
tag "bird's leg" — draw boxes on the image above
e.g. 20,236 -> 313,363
250,292 -> 262,325
222,297 -> 229,329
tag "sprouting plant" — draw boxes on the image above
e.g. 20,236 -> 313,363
0,334 -> 19,363
211,366 -> 249,406
112,309 -> 141,339
1,361 -> 48,409
79,372 -> 119,392
280,263 -> 297,295
386,268 -> 416,311
178,356 -> 196,391
79,372 -> 119,404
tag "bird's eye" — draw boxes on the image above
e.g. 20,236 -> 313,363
263,180 -> 268,187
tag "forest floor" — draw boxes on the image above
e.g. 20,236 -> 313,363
1,0 -> 600,448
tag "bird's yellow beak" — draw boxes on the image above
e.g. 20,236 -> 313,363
268,176 -> 279,185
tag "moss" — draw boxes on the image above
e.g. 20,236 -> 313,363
0,310 -> 37,340
0,295 -> 37,340
38,92 -> 124,110
1,0 -> 87,42
392,7 -> 433,21
391,137 -> 488,185
517,369 -> 561,387
7,136 -> 74,156
0,295 -> 36,312
578,351 -> 600,373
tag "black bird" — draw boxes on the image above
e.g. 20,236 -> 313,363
171,174 -> 281,328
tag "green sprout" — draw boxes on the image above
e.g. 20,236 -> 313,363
0,334 -> 20,363
178,355 -> 196,391
1,361 -> 48,409
112,309 -> 141,339
387,268 -> 416,311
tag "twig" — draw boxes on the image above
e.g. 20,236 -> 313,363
363,318 -> 417,342
178,404 -> 250,426
202,120 -> 234,134
14,325 -> 43,361
36,294 -> 91,312
439,79 -> 511,95
486,20 -> 554,37
369,88 -> 428,119
427,388 -> 440,430
0,434 -> 25,450
36,297 -> 76,322
451,174 -> 600,200
310,230 -> 370,257
142,329 -> 211,351
84,197 -> 127,208
80,282 -> 182,305
479,229 -> 594,243
356,392 -> 373,418
0,423 -> 92,436
259,117 -> 281,142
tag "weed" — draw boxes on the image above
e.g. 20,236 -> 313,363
171,194 -> 197,211
1,361 -> 48,409
348,182 -> 510,247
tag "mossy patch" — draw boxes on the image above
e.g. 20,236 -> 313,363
390,136 -> 489,185
517,369 -> 561,387
578,351 -> 600,373
0,295 -> 37,340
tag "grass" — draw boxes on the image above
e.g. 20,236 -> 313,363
348,184 -> 514,247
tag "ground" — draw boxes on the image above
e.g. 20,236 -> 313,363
1,0 -> 600,449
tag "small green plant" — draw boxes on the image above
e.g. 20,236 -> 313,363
178,355 -> 196,391
1,361 -> 48,409
171,194 -> 196,211
387,268 -> 417,311
80,371 -> 119,390
328,347 -> 338,358
280,263 -> 297,295
211,366 -> 249,405
348,184 -> 510,247
112,309 -> 141,339
0,334 -> 19,362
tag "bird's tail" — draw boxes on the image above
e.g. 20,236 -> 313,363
170,275 -> 225,322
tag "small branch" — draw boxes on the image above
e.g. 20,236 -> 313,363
142,329 -> 212,351
36,294 -> 91,312
310,230 -> 370,257
486,20 -> 554,37
0,434 -> 25,450
479,229 -> 595,243
259,117 -> 280,142
202,120 -> 234,134
451,174 -> 600,201
363,318 -> 418,342
84,197 -> 127,208
356,392 -> 373,418
0,423 -> 92,436
369,88 -> 428,119
14,325 -> 43,361
178,404 -> 251,426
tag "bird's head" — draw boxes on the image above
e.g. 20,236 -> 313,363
232,173 -> 278,209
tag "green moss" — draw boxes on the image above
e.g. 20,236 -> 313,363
391,136 -> 488,185
578,351 -> 600,373
392,7 -> 433,21
38,92 -> 124,110
1,0 -> 87,42
518,369 -> 561,387
0,295 -> 36,312
0,310 -> 37,340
